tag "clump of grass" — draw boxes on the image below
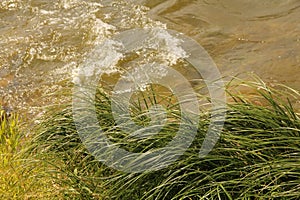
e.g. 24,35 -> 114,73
0,107 -> 62,199
30,78 -> 300,199
29,104 -> 111,199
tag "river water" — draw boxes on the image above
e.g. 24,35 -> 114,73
0,0 -> 299,116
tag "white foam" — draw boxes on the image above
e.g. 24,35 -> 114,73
145,27 -> 188,65
92,18 -> 117,44
72,27 -> 188,89
72,39 -> 123,85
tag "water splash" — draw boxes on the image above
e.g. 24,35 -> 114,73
1,0 -> 168,117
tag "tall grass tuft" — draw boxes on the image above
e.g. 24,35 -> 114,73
0,107 -> 62,199
30,78 -> 300,199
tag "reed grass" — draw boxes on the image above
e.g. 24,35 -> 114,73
29,78 -> 300,199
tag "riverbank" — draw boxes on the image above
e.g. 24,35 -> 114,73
1,79 -> 299,199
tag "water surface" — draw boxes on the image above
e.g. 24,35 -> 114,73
0,0 -> 299,115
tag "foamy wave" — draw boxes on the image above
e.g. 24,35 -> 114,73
0,0 -> 24,10
73,27 -> 188,91
144,27 -> 188,65
0,0 -> 187,117
72,39 -> 123,85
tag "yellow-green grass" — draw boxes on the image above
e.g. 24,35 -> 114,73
0,109 -> 62,199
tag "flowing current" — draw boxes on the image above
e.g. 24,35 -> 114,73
0,0 -> 300,116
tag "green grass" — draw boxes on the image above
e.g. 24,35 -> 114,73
1,77 -> 299,199
0,108 -> 63,199
28,78 -> 300,199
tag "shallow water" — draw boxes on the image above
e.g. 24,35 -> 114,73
0,0 -> 299,115
146,0 -> 300,85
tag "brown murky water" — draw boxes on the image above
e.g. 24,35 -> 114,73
146,0 -> 300,86
0,0 -> 299,115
